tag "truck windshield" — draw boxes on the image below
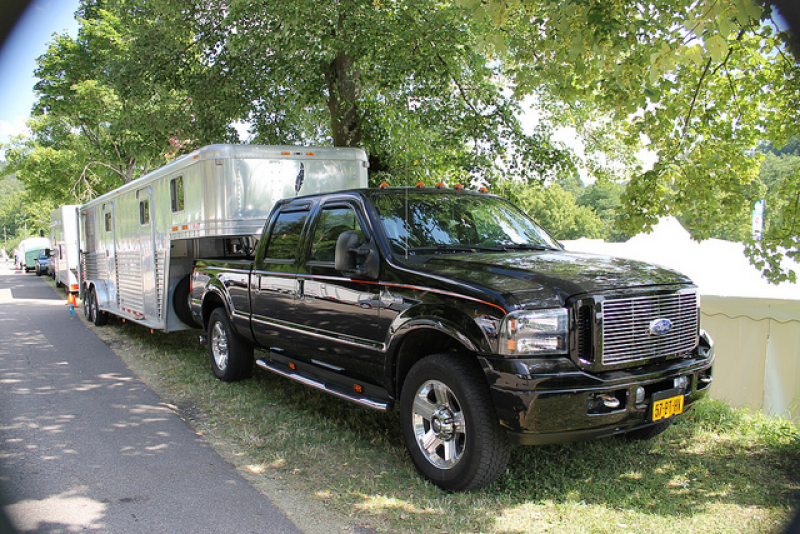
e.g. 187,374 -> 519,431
371,191 -> 562,256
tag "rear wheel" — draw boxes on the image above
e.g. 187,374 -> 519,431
83,288 -> 95,322
400,353 -> 510,491
91,288 -> 108,326
207,308 -> 253,381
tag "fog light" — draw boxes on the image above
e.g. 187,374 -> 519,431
598,394 -> 621,409
635,386 -> 646,404
674,376 -> 689,391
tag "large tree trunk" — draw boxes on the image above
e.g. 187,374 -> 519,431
326,49 -> 362,147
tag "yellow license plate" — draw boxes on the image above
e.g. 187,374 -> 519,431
652,394 -> 684,421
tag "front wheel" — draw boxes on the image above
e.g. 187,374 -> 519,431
207,308 -> 253,382
400,353 -> 510,491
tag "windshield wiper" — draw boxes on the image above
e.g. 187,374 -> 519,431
408,245 -> 486,254
499,243 -> 558,251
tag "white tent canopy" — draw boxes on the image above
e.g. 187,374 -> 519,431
564,216 -> 800,301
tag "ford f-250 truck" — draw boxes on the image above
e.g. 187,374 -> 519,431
189,185 -> 715,491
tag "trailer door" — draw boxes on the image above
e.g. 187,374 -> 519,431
137,186 -> 158,319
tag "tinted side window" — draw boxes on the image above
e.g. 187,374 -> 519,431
170,176 -> 185,213
139,199 -> 150,225
265,210 -> 308,261
309,207 -> 364,263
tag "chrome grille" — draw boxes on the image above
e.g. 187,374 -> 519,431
601,292 -> 698,365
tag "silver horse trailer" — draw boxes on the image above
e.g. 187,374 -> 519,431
80,144 -> 369,332
50,205 -> 81,293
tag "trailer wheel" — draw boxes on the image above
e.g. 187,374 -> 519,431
400,353 -> 510,491
173,275 -> 199,328
84,288 -> 95,322
207,308 -> 253,382
91,288 -> 108,326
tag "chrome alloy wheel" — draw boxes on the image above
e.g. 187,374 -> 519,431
411,379 -> 466,469
210,321 -> 229,372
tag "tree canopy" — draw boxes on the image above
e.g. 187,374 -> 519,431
2,0 -> 799,281
470,0 -> 799,281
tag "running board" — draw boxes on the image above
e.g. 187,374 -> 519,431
255,359 -> 390,411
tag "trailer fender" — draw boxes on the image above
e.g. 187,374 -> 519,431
88,281 -> 114,311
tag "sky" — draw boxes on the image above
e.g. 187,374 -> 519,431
0,0 -> 81,156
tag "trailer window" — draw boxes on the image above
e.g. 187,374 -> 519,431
170,176 -> 185,213
140,200 -> 150,225
104,212 -> 112,232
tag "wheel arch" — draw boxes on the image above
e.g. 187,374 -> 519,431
200,288 -> 228,330
83,280 -> 112,311
391,320 -> 490,400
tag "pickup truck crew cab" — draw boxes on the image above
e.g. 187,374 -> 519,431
190,186 -> 715,491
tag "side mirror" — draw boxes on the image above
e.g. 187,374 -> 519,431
335,230 -> 379,280
44,248 -> 52,257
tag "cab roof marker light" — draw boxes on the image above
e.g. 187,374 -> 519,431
415,181 -> 426,189
380,182 -> 390,189
454,183 -> 464,190
435,182 -> 446,189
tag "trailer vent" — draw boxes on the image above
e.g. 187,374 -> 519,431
116,251 -> 144,314
155,251 -> 167,320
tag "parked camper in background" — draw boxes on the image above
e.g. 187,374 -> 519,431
49,205 -> 81,293
79,144 -> 369,333
18,236 -> 52,272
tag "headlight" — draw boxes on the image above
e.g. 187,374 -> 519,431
498,308 -> 569,356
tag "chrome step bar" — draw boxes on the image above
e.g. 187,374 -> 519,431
255,359 -> 390,411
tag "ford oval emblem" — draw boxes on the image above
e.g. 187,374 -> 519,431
649,318 -> 673,336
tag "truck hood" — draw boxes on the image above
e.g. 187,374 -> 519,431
414,250 -> 693,307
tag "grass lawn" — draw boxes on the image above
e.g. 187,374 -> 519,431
66,283 -> 799,534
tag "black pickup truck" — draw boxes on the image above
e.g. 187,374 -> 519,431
189,186 -> 715,491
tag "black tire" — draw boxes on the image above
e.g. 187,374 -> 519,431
624,419 -> 673,440
207,308 -> 254,382
83,288 -> 95,322
35,262 -> 42,276
400,353 -> 510,491
91,288 -> 108,326
173,275 -> 199,328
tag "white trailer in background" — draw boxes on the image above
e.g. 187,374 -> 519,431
79,144 -> 369,332
49,205 -> 81,293
18,236 -> 52,272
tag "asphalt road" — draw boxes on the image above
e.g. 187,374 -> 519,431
0,263 -> 304,533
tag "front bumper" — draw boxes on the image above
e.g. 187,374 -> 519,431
483,330 -> 715,445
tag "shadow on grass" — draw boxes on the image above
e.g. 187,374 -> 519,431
92,316 -> 800,533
